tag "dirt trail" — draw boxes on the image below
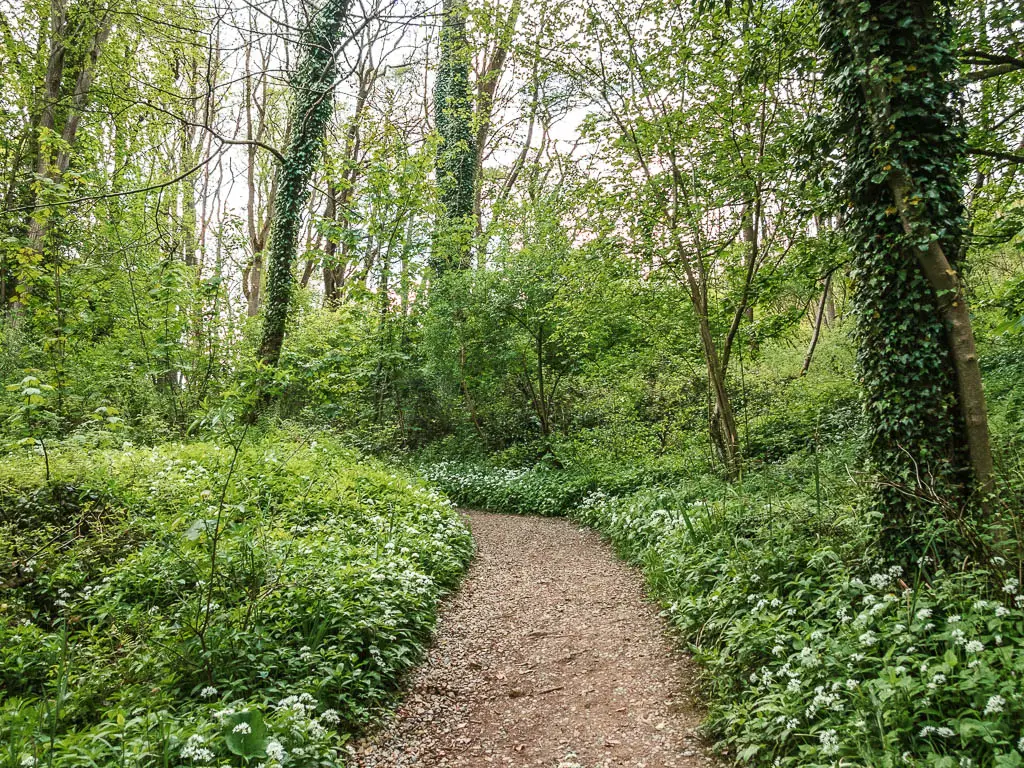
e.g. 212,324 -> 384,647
348,512 -> 716,768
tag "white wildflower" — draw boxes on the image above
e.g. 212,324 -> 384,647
232,722 -> 252,734
320,709 -> 340,725
818,729 -> 840,756
869,573 -> 889,590
966,640 -> 984,653
928,673 -> 947,689
199,686 -> 218,699
984,695 -> 1005,715
180,735 -> 214,763
265,740 -> 286,761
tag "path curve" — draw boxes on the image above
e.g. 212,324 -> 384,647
348,512 -> 716,768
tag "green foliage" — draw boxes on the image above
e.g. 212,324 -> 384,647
422,461 -> 600,517
577,483 -> 1024,767
0,427 -> 472,766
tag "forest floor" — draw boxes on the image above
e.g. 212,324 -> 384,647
348,512 -> 717,768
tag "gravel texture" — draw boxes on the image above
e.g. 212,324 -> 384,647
348,512 -> 717,768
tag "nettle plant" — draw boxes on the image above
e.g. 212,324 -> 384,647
6,371 -> 57,479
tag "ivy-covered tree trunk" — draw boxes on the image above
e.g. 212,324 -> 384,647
821,0 -> 994,563
432,0 -> 477,274
256,0 -> 350,367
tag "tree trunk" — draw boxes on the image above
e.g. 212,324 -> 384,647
888,171 -> 995,496
432,0 -> 477,274
801,272 -> 833,377
821,0 -> 995,563
324,65 -> 375,303
26,4 -> 112,256
257,0 -> 351,367
472,0 -> 520,233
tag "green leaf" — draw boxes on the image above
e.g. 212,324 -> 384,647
223,710 -> 268,760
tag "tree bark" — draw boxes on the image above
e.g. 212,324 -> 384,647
324,65 -> 375,303
801,272 -> 833,377
26,4 -> 112,255
472,0 -> 520,233
888,171 -> 995,496
257,0 -> 351,367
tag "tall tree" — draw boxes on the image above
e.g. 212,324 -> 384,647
257,0 -> 351,367
821,0 -> 995,562
432,0 -> 477,274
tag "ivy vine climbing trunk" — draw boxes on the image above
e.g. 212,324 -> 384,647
432,0 -> 477,274
256,0 -> 350,367
821,0 -> 995,563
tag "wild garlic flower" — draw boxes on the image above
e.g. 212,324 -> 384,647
818,729 -> 840,756
265,740 -> 286,761
984,695 -> 1006,715
180,735 -> 214,763
320,709 -> 340,725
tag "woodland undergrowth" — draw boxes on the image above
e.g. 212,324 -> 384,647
0,426 -> 471,768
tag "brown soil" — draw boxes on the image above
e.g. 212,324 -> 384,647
348,512 -> 717,768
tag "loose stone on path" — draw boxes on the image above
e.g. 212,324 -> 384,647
348,512 -> 717,768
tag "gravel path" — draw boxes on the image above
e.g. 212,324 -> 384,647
348,512 -> 716,768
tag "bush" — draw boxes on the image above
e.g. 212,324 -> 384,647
0,427 -> 472,767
